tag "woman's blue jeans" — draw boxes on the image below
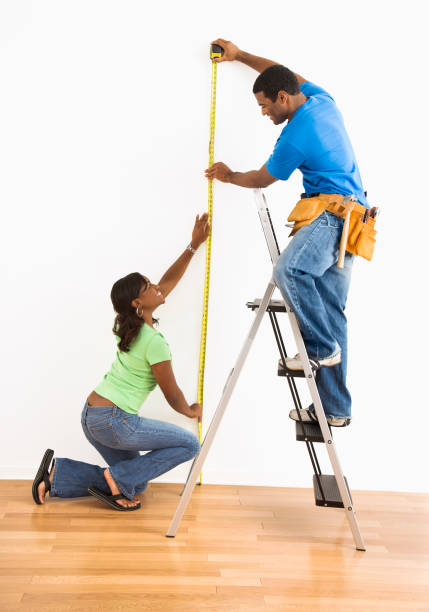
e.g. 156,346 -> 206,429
273,211 -> 354,419
49,401 -> 201,501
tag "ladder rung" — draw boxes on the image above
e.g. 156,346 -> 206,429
295,421 -> 325,443
246,299 -> 286,312
277,363 -> 307,378
313,474 -> 352,508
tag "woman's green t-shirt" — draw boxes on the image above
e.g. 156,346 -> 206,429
95,324 -> 172,415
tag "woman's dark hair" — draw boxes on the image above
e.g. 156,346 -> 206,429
253,64 -> 300,102
110,272 -> 157,352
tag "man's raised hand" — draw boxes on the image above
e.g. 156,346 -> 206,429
211,38 -> 240,63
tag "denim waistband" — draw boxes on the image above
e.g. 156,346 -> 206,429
82,400 -> 137,423
84,399 -> 121,414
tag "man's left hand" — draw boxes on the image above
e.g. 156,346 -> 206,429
205,162 -> 233,183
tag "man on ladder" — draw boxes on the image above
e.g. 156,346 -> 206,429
205,38 -> 370,428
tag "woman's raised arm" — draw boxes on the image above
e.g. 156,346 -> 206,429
158,213 -> 210,298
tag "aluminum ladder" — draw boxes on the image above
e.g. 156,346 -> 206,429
166,188 -> 366,551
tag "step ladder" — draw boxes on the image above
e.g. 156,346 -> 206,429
166,188 -> 366,551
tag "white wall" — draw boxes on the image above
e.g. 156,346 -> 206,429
1,0 -> 428,493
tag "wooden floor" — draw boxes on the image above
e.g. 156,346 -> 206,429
0,481 -> 428,611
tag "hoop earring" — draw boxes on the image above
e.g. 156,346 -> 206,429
136,305 -> 144,318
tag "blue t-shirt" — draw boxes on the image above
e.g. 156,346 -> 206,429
266,81 -> 368,207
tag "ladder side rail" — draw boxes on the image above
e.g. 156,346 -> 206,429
265,202 -> 281,256
285,296 -> 365,550
268,309 -> 326,504
270,310 -> 325,480
166,280 -> 277,537
269,310 -> 324,479
307,442 -> 323,478
267,311 -> 302,410
254,189 -> 281,264
255,188 -> 330,500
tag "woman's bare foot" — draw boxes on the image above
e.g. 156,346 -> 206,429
103,469 -> 139,508
37,463 -> 55,504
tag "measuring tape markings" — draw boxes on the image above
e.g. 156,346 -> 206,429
196,45 -> 223,481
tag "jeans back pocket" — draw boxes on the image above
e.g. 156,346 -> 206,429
85,406 -> 115,430
86,411 -> 120,448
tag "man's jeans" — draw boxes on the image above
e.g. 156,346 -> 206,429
273,211 -> 354,419
49,401 -> 200,501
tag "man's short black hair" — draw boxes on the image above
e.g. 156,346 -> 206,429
253,65 -> 300,101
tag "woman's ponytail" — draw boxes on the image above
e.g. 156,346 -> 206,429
112,309 -> 144,353
110,272 -> 146,352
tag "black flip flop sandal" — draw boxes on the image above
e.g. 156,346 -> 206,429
88,486 -> 141,511
32,449 -> 55,505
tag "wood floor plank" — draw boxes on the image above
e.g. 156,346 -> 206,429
264,594 -> 429,611
17,591 -> 266,612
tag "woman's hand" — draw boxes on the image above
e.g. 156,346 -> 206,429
157,213 -> 210,298
191,213 -> 210,249
188,403 -> 202,423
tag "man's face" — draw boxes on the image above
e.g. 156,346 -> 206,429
255,90 -> 289,125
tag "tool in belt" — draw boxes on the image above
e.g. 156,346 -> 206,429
286,192 -> 379,268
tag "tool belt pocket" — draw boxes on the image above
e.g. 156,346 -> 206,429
346,212 -> 377,261
287,197 -> 327,234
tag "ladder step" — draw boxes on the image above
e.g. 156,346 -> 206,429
246,299 -> 286,313
313,474 -> 352,508
277,363 -> 308,378
295,421 -> 325,443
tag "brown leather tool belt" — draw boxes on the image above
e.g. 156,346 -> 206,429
287,193 -> 377,265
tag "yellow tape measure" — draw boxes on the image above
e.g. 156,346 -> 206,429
196,44 -> 223,483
